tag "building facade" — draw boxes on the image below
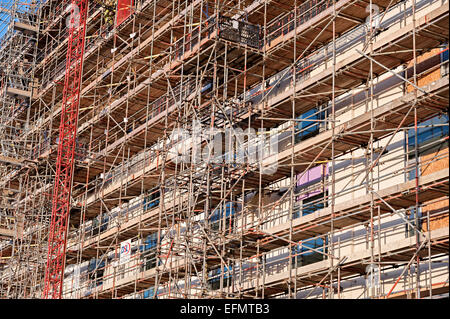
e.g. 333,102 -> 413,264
0,0 -> 448,299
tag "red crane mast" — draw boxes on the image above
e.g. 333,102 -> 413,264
43,0 -> 89,299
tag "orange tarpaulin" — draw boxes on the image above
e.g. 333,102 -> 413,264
116,0 -> 134,26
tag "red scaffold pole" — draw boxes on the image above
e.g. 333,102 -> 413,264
42,0 -> 89,299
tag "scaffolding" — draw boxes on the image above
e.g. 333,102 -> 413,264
0,0 -> 448,299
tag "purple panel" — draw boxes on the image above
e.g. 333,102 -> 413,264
296,164 -> 328,201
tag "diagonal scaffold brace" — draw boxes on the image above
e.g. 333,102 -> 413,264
42,0 -> 89,299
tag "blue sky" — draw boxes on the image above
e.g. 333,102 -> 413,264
0,0 -> 34,43
0,1 -> 13,42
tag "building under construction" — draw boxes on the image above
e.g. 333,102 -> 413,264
0,0 -> 448,299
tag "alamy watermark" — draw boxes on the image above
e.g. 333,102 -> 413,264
365,4 -> 381,29
60,2 -> 385,177
167,120 -> 280,175
65,4 -> 80,29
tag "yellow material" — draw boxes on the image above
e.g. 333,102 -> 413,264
94,0 -> 117,26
